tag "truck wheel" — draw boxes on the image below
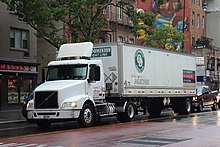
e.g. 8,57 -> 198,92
197,101 -> 203,112
36,120 -> 51,129
172,98 -> 192,115
179,98 -> 192,115
78,104 -> 95,127
116,102 -> 136,122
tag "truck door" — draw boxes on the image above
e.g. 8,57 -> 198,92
88,64 -> 103,101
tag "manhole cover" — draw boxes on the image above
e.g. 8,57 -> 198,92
117,136 -> 191,146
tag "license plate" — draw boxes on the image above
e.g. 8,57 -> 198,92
43,115 -> 50,119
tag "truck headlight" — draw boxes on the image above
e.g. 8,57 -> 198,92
27,102 -> 33,108
62,101 -> 77,109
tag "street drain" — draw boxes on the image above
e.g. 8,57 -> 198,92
118,136 -> 191,146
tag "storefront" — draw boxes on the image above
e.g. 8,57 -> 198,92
0,62 -> 38,110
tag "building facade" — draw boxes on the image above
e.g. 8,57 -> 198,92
191,0 -> 220,89
38,0 -> 137,78
0,2 -> 38,110
99,0 -> 136,44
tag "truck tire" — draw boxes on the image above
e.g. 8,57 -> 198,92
36,120 -> 51,129
172,98 -> 192,115
179,98 -> 192,115
116,102 -> 136,122
78,104 -> 95,127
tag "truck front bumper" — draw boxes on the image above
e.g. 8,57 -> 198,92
27,109 -> 80,120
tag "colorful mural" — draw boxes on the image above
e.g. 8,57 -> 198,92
137,0 -> 190,53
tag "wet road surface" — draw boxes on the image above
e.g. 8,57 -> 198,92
0,109 -> 220,147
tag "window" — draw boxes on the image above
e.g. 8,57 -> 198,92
197,14 -> 200,29
197,0 -> 200,6
192,37 -> 195,46
10,28 -> 29,49
129,38 -> 135,44
202,16 -> 205,29
192,11 -> 195,28
118,0 -> 122,19
117,36 -> 123,43
46,64 -> 88,81
109,34 -> 112,42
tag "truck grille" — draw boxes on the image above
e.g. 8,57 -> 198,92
34,91 -> 58,109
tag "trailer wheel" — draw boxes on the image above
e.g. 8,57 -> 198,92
116,102 -> 136,122
184,98 -> 192,114
173,98 -> 193,115
36,120 -> 51,129
78,104 -> 95,127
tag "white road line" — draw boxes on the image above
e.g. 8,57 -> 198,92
35,145 -> 47,147
0,143 -> 17,147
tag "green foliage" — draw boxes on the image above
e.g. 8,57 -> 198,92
1,0 -> 141,48
144,26 -> 186,52
1,0 -> 67,48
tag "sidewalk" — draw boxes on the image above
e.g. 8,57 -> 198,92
0,109 -> 26,124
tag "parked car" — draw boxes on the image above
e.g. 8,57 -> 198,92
192,85 -> 218,112
216,91 -> 220,109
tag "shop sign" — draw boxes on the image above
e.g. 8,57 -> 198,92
92,47 -> 111,57
196,57 -> 205,66
0,64 -> 37,72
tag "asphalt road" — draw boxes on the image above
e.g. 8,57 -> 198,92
0,108 -> 220,147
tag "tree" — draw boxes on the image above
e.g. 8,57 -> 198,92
1,0 -> 67,48
1,0 -> 146,48
145,26 -> 186,52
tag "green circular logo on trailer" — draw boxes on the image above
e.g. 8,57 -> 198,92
135,49 -> 145,73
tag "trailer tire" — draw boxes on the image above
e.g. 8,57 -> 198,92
36,120 -> 51,129
176,98 -> 192,115
78,103 -> 95,127
116,102 -> 136,122
181,98 -> 192,114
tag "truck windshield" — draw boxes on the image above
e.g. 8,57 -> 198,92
46,64 -> 88,81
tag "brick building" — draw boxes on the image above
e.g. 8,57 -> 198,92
0,3 -> 38,110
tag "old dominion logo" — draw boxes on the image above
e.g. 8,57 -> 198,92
135,49 -> 145,73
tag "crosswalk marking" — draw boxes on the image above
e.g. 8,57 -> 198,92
0,143 -> 62,147
118,136 -> 191,147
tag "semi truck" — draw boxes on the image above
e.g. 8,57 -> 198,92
26,42 -> 196,128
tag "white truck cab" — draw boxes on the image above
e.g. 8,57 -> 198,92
27,42 -> 114,128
